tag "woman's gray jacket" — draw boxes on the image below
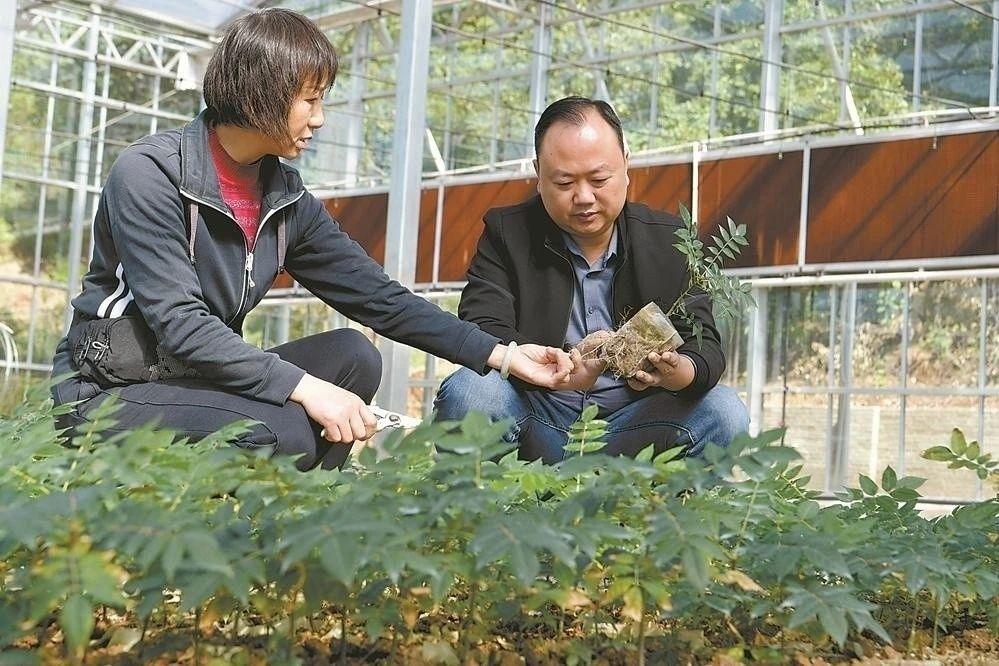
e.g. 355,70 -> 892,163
52,112 -> 499,404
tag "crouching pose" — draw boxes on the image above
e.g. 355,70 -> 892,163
434,97 -> 749,464
52,9 -> 579,470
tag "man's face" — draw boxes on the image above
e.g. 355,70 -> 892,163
534,109 -> 629,246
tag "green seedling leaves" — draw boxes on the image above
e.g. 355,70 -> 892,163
1,381 -> 997,661
59,595 -> 93,660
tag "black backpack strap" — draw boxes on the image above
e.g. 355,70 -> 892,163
187,201 -> 199,264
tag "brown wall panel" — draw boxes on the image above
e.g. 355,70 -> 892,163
324,193 -> 388,264
807,132 -> 999,263
305,129 -> 997,292
698,152 -> 802,267
438,178 -> 537,281
627,163 -> 692,215
415,189 -> 438,283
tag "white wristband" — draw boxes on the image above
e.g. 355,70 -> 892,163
499,341 -> 518,380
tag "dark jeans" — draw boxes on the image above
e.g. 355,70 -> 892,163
52,329 -> 382,471
434,368 -> 749,464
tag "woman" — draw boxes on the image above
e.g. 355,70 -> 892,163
51,8 -> 578,470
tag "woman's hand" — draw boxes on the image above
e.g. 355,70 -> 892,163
626,351 -> 695,392
509,343 -> 575,388
488,343 -> 573,388
290,374 -> 378,444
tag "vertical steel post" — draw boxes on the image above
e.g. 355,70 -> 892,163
527,2 -> 551,150
990,0 -> 998,111
977,279 -> 987,498
64,8 -> 100,330
378,0 -> 433,413
747,287 -> 769,436
830,282 -> 856,489
26,56 -> 59,366
709,1 -> 722,136
913,0 -> 924,111
0,0 -> 15,184
898,281 -> 910,475
825,286 -> 838,491
759,0 -> 784,138
276,303 -> 291,346
341,22 -> 369,186
797,142 -> 810,268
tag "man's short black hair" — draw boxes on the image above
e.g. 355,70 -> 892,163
534,96 -> 625,157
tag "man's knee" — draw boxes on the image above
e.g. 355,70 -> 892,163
433,368 -> 517,421
697,384 -> 749,450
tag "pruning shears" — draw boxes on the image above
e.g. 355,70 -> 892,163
320,405 -> 420,439
370,405 -> 421,431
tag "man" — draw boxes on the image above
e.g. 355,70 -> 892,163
434,96 -> 749,463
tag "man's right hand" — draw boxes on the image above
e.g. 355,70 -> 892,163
290,374 -> 378,444
561,347 -> 607,391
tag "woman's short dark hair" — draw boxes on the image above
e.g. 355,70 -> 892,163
203,8 -> 338,144
534,96 -> 625,156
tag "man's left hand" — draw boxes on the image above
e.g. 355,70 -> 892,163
627,351 -> 695,392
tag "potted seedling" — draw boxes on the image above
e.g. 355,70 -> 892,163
578,204 -> 755,377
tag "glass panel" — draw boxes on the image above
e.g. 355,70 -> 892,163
1,180 -> 42,247
902,395 -> 980,501
38,97 -> 86,184
103,114 -> 157,181
767,392 -> 832,492
987,279 -> 998,386
407,348 -> 433,417
6,89 -> 52,179
782,29 -> 841,128
907,279 -> 980,389
719,306 -> 749,387
986,398 -> 998,463
435,358 -> 460,384
848,18 -> 914,118
853,282 -> 903,387
650,50 -> 712,144
842,394 -> 902,487
778,286 -> 834,388
785,0 -> 827,22
920,6 -> 992,108
108,64 -> 157,107
660,4 -> 717,39
432,294 -> 460,316
159,89 -> 202,118
719,0 -> 764,35
0,283 -> 67,369
714,38 -> 763,136
40,185 -> 76,277
362,97 -> 395,177
407,386 -> 427,419
55,56 -> 83,91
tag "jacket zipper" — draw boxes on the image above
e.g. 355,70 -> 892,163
179,188 -> 304,326
610,252 -> 627,321
547,234 -> 628,336
544,239 -> 575,341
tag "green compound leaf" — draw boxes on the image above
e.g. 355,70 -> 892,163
858,474 -> 879,496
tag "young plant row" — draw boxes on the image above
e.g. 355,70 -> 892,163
0,384 -> 996,664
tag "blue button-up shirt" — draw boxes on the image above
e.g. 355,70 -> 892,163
550,227 -> 637,415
